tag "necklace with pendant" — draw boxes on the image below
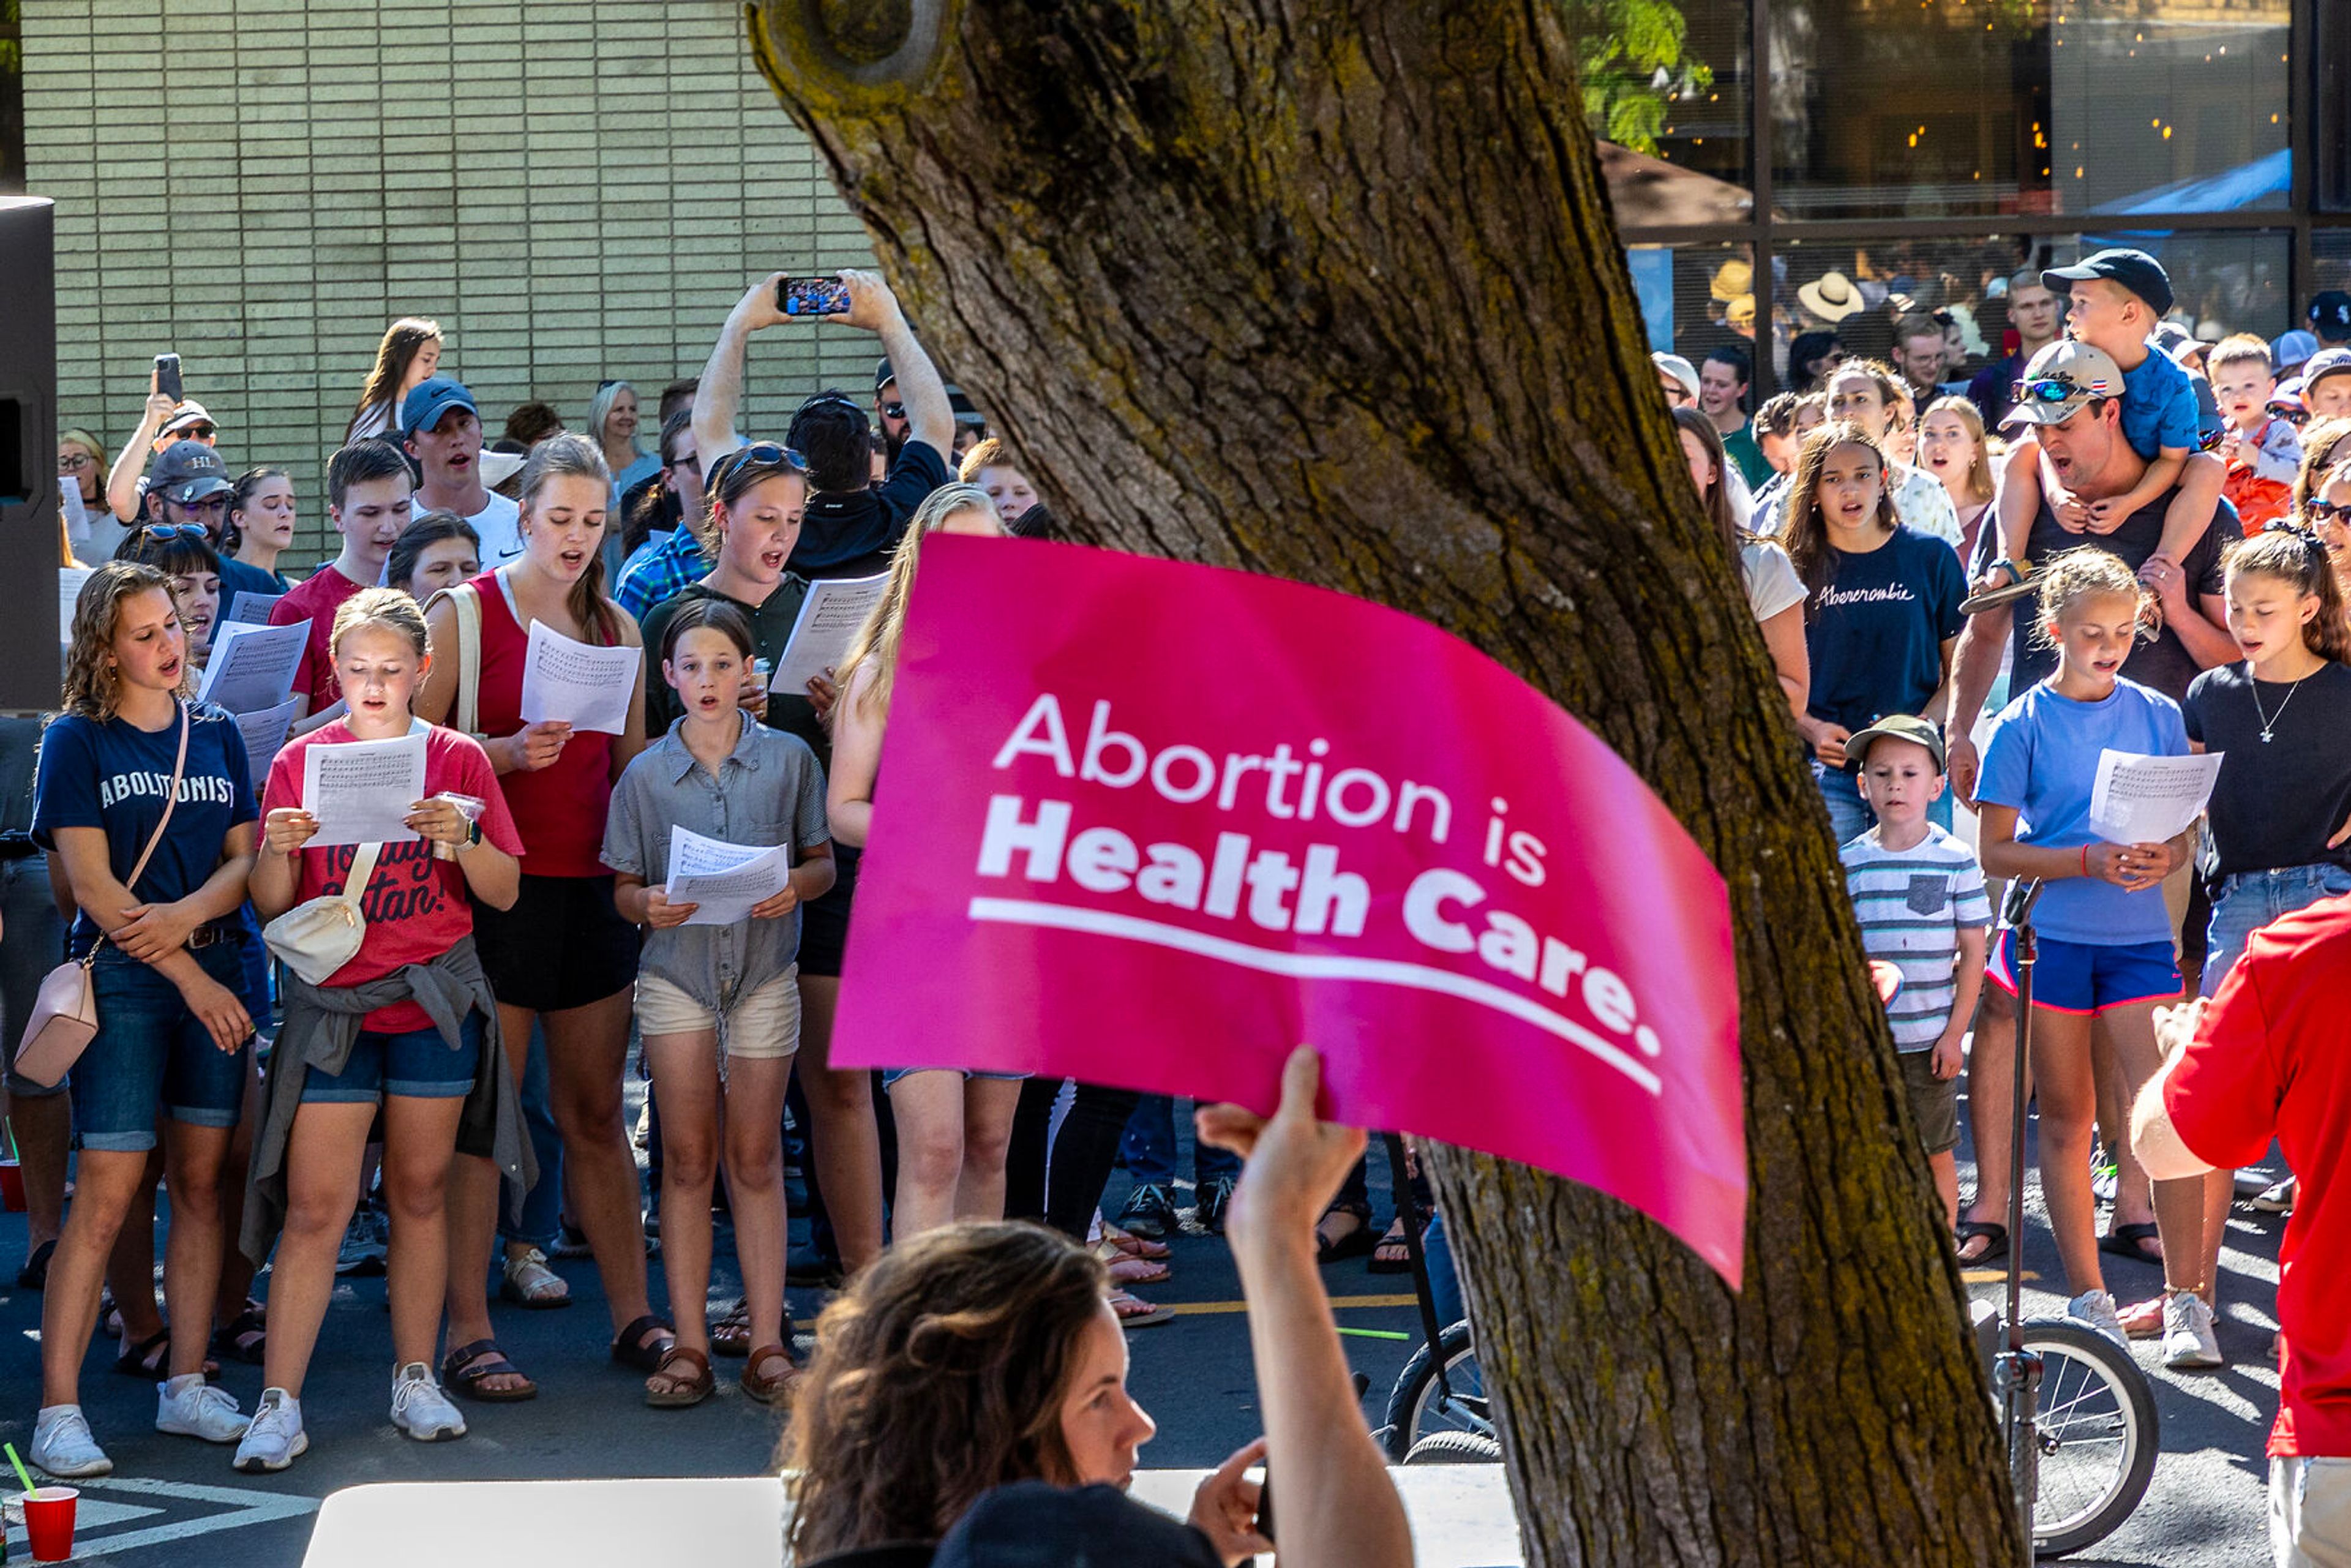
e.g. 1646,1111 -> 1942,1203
2252,670 -> 2308,743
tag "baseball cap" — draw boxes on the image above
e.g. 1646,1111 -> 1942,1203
2311,290 -> 2351,339
2149,321 -> 2199,367
2042,248 -> 2174,318
158,400 -> 215,438
1999,339 -> 2124,430
2272,329 -> 2319,373
149,440 -> 232,505
402,375 -> 479,437
2304,347 -> 2351,394
2271,376 -> 2307,414
1846,715 -> 1946,773
1652,352 -> 1701,402
874,358 -> 896,393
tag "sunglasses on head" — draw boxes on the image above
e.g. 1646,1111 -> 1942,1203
710,442 -> 806,488
142,523 -> 211,542
2012,373 -> 2110,405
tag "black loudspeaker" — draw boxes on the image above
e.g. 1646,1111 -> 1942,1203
0,196 -> 57,716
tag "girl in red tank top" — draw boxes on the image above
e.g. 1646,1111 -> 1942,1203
418,434 -> 673,1399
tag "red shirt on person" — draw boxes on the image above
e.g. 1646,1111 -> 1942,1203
262,721 -> 525,1033
462,570 -> 621,879
269,565 -> 371,712
2165,900 -> 2351,1458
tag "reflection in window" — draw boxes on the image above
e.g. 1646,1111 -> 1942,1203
1770,0 -> 2288,220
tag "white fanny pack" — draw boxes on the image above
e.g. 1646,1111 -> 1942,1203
263,841 -> 384,986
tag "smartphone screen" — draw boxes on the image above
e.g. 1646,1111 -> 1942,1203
777,276 -> 852,318
154,353 -> 183,403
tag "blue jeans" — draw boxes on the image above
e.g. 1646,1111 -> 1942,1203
2203,865 -> 2351,996
1119,1094 -> 1240,1188
1815,762 -> 1954,845
70,940 -> 249,1152
1422,1206 -> 1464,1332
500,1018 -> 562,1248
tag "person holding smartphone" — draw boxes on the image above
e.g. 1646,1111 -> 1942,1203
104,356 -> 223,527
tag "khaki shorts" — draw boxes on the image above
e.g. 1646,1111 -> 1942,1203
2273,1457 -> 2351,1567
1899,1049 -> 1960,1157
634,969 -> 801,1059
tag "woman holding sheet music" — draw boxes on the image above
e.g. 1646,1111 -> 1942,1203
239,588 -> 526,1469
637,445 -> 891,1279
604,598 -> 834,1408
416,433 -> 664,1400
28,562 -> 261,1480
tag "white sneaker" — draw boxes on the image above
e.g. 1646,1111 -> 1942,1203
2067,1289 -> 2128,1348
2161,1290 -> 2224,1369
157,1373 -> 251,1442
30,1405 -> 113,1479
233,1389 -> 309,1473
390,1363 -> 467,1442
2252,1177 -> 2297,1214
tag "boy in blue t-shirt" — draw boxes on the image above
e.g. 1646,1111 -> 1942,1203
1981,249 -> 2225,592
1838,716 -> 1989,1229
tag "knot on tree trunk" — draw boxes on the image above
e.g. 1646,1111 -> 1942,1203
752,0 -> 946,96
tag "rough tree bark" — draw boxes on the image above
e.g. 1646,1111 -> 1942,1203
744,2 -> 2025,1562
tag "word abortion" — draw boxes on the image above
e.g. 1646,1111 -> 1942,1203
979,692 -> 1663,1066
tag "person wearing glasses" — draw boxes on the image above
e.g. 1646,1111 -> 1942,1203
103,366 -> 222,528
613,411 -> 713,621
58,427 -> 119,560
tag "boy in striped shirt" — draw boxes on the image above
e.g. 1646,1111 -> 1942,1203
1839,715 -> 1991,1229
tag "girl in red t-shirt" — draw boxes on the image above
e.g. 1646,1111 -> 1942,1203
247,588 -> 525,1468
416,434 -> 662,1397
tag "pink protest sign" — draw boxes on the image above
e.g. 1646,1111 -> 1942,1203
834,535 -> 1747,1285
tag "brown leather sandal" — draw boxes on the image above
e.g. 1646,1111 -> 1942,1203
645,1344 -> 714,1408
740,1343 -> 803,1406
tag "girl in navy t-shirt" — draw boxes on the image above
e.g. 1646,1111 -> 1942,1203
1782,421 -> 1968,842
28,562 -> 261,1479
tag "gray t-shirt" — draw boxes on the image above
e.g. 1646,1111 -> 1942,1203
601,711 -> 831,1018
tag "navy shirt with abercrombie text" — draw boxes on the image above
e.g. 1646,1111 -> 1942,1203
1802,525 -> 1968,738
32,701 -> 257,948
791,439 -> 950,579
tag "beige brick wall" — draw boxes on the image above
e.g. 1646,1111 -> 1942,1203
23,0 -> 879,560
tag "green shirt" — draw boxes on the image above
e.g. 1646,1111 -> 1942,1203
1722,420 -> 1774,490
638,579 -> 831,771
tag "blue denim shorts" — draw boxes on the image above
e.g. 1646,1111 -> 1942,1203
70,941 -> 251,1152
299,1010 -> 484,1103
1987,929 -> 2180,1017
2203,864 -> 2351,996
882,1066 -> 1029,1091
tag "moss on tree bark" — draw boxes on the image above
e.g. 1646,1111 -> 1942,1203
744,1 -> 2026,1559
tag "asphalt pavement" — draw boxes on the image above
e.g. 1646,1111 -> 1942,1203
0,1079 -> 2291,1567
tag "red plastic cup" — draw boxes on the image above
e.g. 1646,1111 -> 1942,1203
0,1156 -> 27,1212
23,1485 -> 78,1563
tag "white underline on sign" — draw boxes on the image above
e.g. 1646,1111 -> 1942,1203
964,896 -> 1663,1096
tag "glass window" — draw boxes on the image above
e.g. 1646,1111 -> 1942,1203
1630,243 -> 1761,378
1575,0 -> 1753,229
1769,0 -> 2289,221
1771,230 -> 2289,396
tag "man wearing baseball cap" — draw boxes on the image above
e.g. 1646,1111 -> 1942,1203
103,374 -> 225,526
403,375 -> 522,563
133,438 -> 286,604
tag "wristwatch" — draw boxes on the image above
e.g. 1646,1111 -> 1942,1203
457,818 -> 483,852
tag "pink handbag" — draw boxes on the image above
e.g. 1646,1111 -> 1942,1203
12,705 -> 189,1089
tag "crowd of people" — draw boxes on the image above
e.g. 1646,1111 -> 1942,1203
3,243 -> 2342,1566
1687,247 -> 2344,1564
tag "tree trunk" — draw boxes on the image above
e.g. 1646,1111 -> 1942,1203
744,2 -> 2025,1561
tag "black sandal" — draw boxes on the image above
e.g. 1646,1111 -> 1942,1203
1314,1203 -> 1375,1265
442,1338 -> 538,1403
112,1327 -> 221,1383
211,1307 -> 268,1365
609,1313 -> 677,1373
1954,1220 -> 2008,1266
16,1239 -> 56,1291
2099,1221 -> 2164,1266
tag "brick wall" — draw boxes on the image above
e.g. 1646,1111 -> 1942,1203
23,0 -> 879,560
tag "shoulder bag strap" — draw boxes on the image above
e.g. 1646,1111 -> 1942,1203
93,702 -> 191,960
339,841 -> 384,907
121,701 -> 191,895
451,583 -> 484,740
